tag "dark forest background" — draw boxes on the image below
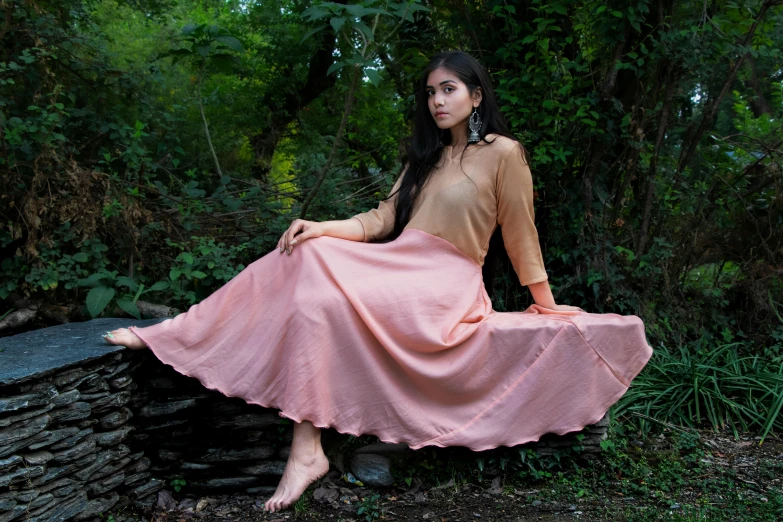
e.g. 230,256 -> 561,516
1,0 -> 782,438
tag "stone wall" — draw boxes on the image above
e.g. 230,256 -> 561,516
1,318 -> 610,521
127,354 -> 290,496
0,319 -> 165,522
126,355 -> 608,493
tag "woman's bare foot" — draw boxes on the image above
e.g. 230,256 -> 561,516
264,420 -> 329,513
103,328 -> 148,350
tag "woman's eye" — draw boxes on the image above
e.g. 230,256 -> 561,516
445,87 -> 454,93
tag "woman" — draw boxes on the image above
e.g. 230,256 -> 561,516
105,51 -> 652,513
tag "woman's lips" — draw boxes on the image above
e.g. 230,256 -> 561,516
435,112 -> 448,117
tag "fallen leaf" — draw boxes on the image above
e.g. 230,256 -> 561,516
157,490 -> 177,511
487,476 -> 503,495
195,498 -> 209,512
313,487 -> 339,503
405,477 -> 423,496
430,479 -> 455,491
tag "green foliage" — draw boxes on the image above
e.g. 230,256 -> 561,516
516,448 -> 561,481
615,339 -> 783,442
481,0 -> 783,347
165,237 -> 246,304
588,432 -> 704,502
169,478 -> 186,493
356,493 -> 382,521
472,443 -> 582,483
292,490 -> 311,513
1,0 -> 782,441
162,23 -> 244,73
301,0 -> 428,84
77,270 -> 169,319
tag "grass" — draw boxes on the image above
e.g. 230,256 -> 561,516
293,490 -> 311,513
615,339 -> 783,443
378,426 -> 781,521
507,430 -> 783,521
104,423 -> 781,522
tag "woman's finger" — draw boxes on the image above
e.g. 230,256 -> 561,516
278,228 -> 290,253
282,223 -> 294,253
291,229 -> 314,247
286,220 -> 304,254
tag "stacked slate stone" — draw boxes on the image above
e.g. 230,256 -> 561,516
127,353 -> 290,495
344,416 -> 609,487
0,319 -> 166,522
1,316 -> 613,520
526,414 -> 610,457
128,351 -> 610,492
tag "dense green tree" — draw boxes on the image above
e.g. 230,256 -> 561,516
1,1 -> 781,413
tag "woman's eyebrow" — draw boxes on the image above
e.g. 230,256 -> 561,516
425,80 -> 458,88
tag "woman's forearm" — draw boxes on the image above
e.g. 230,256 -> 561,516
320,218 -> 366,242
528,280 -> 556,309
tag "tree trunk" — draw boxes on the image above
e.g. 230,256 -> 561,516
745,56 -> 773,117
583,22 -> 629,220
250,27 -> 339,178
636,75 -> 676,257
197,67 -> 223,178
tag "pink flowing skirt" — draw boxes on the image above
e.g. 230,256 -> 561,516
130,229 -> 652,451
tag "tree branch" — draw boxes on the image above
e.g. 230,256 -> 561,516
197,66 -> 223,178
299,65 -> 362,219
677,0 -> 777,172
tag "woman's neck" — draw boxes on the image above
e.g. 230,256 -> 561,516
449,125 -> 469,150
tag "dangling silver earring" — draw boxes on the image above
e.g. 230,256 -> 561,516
438,129 -> 445,147
468,107 -> 482,143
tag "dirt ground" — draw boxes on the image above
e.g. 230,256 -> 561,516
114,430 -> 783,522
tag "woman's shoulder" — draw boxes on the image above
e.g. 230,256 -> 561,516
482,133 -> 521,155
480,134 -> 528,168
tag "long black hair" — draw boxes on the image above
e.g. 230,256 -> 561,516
390,50 -> 523,239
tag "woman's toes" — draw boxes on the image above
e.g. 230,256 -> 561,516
103,328 -> 147,350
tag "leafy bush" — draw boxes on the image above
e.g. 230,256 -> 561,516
1,0 -> 782,440
77,271 -> 170,319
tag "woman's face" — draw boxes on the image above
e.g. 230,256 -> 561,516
426,66 -> 481,133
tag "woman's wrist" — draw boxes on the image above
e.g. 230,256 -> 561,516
527,280 -> 557,309
526,281 -> 585,312
321,219 -> 366,242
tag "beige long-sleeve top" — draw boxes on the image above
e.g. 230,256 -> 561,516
351,134 -> 548,286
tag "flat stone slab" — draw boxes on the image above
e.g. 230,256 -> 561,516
350,453 -> 393,487
0,318 -> 166,387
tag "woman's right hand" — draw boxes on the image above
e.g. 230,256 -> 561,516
278,219 -> 327,255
